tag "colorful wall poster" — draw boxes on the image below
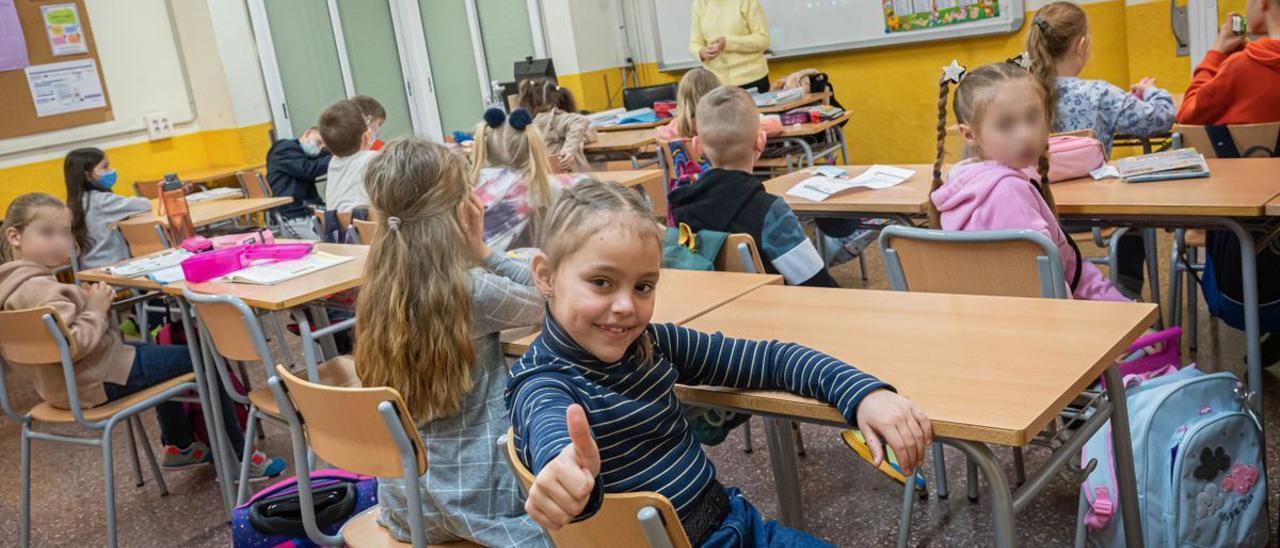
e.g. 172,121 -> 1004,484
0,0 -> 29,71
41,3 -> 87,56
25,58 -> 106,116
884,0 -> 1001,34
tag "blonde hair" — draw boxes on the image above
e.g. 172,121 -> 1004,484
1,193 -> 66,263
930,62 -> 1054,228
470,114 -> 556,211
356,138 -> 476,422
539,179 -> 663,363
695,85 -> 759,166
1026,2 -> 1088,125
674,68 -> 721,139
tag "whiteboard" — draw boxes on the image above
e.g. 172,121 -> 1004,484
652,0 -> 1025,71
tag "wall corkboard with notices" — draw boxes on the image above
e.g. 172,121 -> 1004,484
0,0 -> 112,139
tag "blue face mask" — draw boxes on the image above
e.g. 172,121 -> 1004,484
97,169 -> 118,189
301,140 -> 321,157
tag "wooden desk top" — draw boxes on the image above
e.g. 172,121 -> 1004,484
763,165 -> 934,215
758,91 -> 831,114
775,112 -> 851,139
121,197 -> 292,228
597,119 -> 670,132
585,128 -> 657,153
504,269 -> 783,355
1267,196 -> 1280,217
1054,158 -> 1280,217
677,286 -> 1157,446
583,169 -> 666,216
181,163 -> 266,185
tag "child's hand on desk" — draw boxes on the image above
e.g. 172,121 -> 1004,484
1130,77 -> 1157,98
855,389 -> 932,475
526,404 -> 601,531
1215,13 -> 1248,54
84,282 -> 116,315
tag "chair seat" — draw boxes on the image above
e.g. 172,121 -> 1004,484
249,358 -> 360,417
29,373 -> 196,423
247,386 -> 280,417
341,507 -> 482,548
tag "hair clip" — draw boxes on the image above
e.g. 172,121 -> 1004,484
1032,16 -> 1050,33
386,216 -> 402,231
508,109 -> 533,131
1007,51 -> 1032,70
483,107 -> 506,129
942,60 -> 967,84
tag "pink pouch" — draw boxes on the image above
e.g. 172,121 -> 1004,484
180,243 -> 314,283
1047,135 -> 1105,182
179,230 -> 275,254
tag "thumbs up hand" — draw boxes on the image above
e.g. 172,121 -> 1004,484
525,404 -> 601,530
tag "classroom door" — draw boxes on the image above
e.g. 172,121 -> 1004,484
250,0 -> 346,138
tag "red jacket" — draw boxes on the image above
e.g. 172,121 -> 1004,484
1177,38 -> 1280,125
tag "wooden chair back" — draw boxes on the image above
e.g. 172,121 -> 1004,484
275,365 -> 426,478
133,180 -> 162,199
1174,123 -> 1280,158
503,428 -> 691,548
714,233 -> 765,274
351,219 -> 379,245
117,221 -> 169,257
189,299 -> 269,362
237,170 -> 271,199
881,227 -> 1063,299
0,307 -> 69,364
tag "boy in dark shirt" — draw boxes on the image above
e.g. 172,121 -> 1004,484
265,126 -> 330,240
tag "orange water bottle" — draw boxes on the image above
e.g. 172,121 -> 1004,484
160,174 -> 195,243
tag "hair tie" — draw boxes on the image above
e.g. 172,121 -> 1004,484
386,216 -> 402,231
483,107 -> 506,129
942,60 -> 967,85
508,109 -> 533,131
1032,16 -> 1050,33
1007,51 -> 1032,70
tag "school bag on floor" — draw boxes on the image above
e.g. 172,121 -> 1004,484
231,470 -> 378,547
1080,365 -> 1268,547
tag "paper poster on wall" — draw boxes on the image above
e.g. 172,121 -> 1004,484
41,3 -> 88,56
0,0 -> 28,71
883,0 -> 1000,33
25,58 -> 106,116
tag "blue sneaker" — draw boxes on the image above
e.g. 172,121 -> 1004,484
243,450 -> 287,482
162,441 -> 211,469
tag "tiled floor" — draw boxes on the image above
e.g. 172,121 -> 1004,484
1,231 -> 1275,546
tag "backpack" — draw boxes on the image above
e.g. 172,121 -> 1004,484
231,470 -> 378,548
662,224 -> 728,272
1080,366 -> 1267,547
807,72 -> 847,130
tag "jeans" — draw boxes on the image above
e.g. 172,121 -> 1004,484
104,343 -> 246,453
700,488 -> 832,547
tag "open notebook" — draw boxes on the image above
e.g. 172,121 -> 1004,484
213,251 -> 353,285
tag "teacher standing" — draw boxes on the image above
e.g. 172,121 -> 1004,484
689,0 -> 771,93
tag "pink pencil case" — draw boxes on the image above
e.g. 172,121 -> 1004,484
181,230 -> 275,253
180,243 -> 314,283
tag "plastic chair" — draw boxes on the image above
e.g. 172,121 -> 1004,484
501,428 -> 691,548
350,219 -> 379,245
268,365 -> 480,547
622,83 -> 677,112
237,170 -> 271,199
713,233 -> 765,275
879,225 -> 1067,546
312,210 -> 357,243
133,179 -> 163,199
0,307 -> 200,548
182,288 -> 354,505
116,222 -> 174,343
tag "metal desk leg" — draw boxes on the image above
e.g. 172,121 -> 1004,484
941,439 -> 1015,548
1221,219 -> 1262,415
763,417 -> 804,528
1102,365 -> 1144,546
307,303 -> 339,360
1142,228 -> 1164,328
630,152 -> 641,170
897,472 -> 916,548
177,300 -> 234,516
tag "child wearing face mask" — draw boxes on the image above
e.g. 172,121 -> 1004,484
929,60 -> 1127,302
266,126 -> 332,240
506,179 -> 931,546
63,148 -> 152,269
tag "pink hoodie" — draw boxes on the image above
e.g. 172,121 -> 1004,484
931,158 -> 1129,302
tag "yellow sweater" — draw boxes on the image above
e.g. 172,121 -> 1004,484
688,0 -> 770,86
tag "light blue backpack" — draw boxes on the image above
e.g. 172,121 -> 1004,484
1080,365 -> 1268,547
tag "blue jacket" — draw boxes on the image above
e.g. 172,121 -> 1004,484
266,139 -> 331,220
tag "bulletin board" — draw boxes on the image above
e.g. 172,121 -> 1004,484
0,0 -> 112,139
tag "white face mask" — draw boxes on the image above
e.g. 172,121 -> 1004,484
301,139 -> 322,157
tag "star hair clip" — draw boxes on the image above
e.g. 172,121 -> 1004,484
1007,51 -> 1032,70
942,60 -> 967,84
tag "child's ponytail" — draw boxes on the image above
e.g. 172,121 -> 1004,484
929,61 -> 966,229
1025,2 -> 1089,126
470,107 -> 555,210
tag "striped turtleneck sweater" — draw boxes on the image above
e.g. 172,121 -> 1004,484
505,312 -> 892,522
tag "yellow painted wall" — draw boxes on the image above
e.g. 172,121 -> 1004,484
563,0 -> 1204,165
0,123 -> 272,211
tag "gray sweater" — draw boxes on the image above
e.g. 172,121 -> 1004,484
80,191 -> 152,269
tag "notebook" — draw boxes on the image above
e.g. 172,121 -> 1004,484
214,251 -> 354,285
785,165 -> 915,202
106,249 -> 193,278
1115,148 -> 1210,182
751,87 -> 805,107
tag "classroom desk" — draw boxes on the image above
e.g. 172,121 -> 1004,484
1267,196 -> 1280,217
581,169 -> 666,217
757,91 -> 831,114
502,269 -> 783,355
768,112 -> 852,169
763,164 -> 934,224
596,118 -> 670,132
180,163 -> 266,186
1054,158 -> 1280,417
677,285 -> 1157,546
119,197 -> 292,229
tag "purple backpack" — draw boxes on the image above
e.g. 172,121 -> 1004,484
232,470 -> 378,548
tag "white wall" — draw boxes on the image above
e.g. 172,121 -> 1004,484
207,0 -> 270,127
